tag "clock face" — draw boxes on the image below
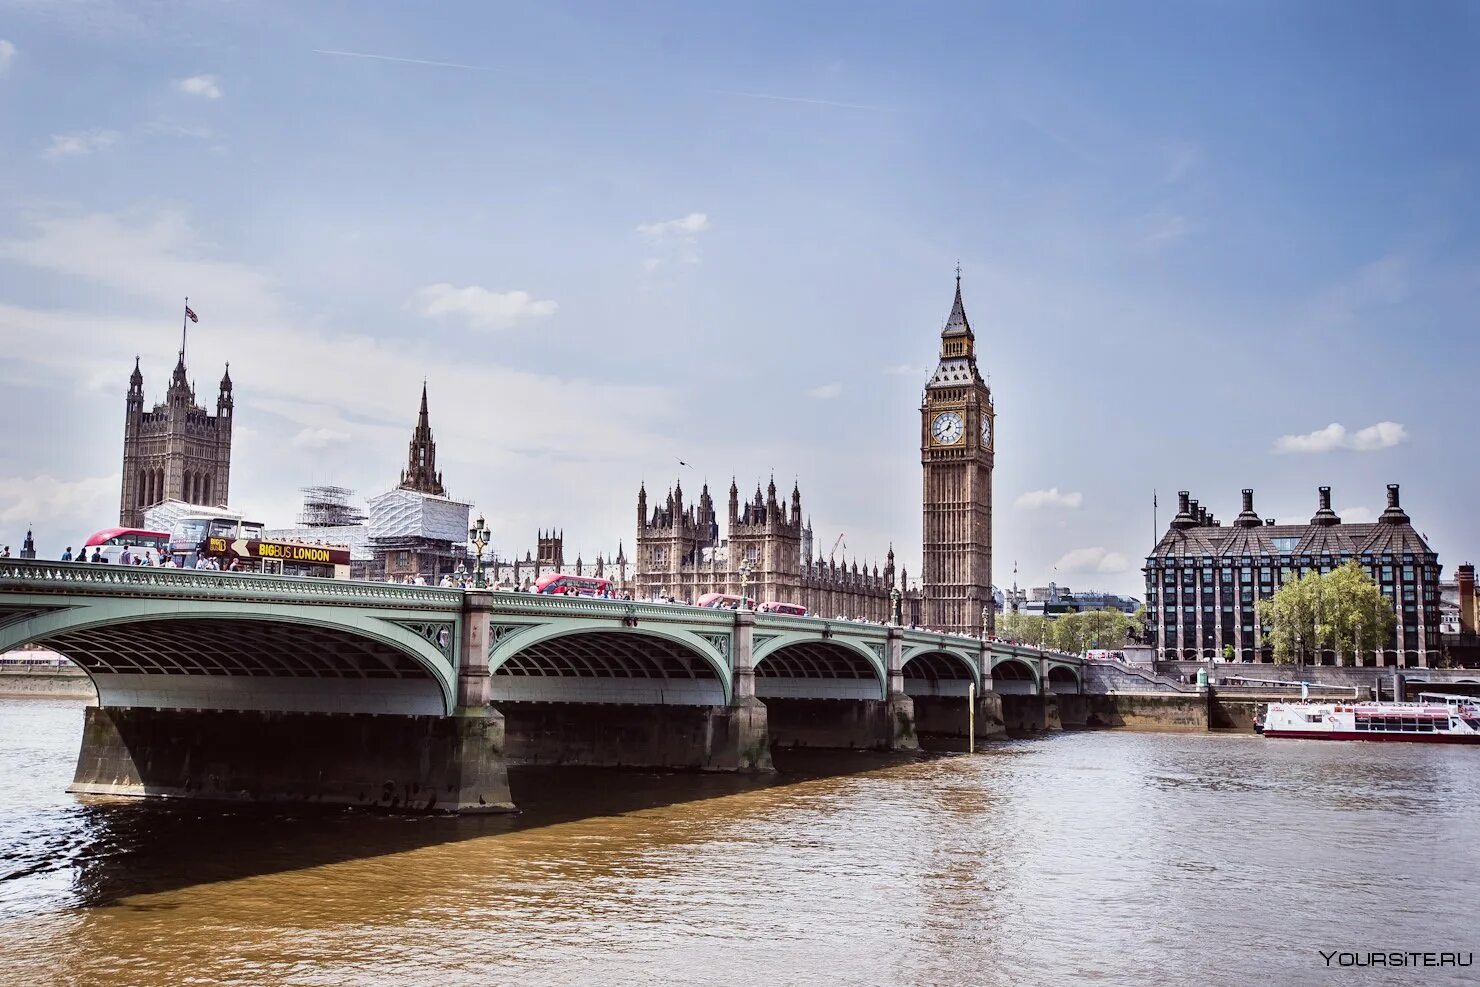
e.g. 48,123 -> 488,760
931,411 -> 964,445
981,416 -> 993,446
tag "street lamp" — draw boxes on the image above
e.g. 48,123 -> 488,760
468,515 -> 490,589
738,560 -> 752,611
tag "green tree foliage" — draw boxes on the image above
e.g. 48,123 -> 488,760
999,608 -> 1133,654
1255,561 -> 1395,665
998,610 -> 1051,647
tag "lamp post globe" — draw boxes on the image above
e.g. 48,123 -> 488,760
468,515 -> 490,589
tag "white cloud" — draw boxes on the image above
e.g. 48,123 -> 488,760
0,209 -> 678,545
408,283 -> 557,331
175,74 -> 222,99
807,382 -> 843,400
1015,487 -> 1083,510
1348,421 -> 1408,451
0,474 -> 119,542
636,213 -> 709,238
1338,506 -> 1376,524
1273,421 -> 1407,454
0,39 -> 16,72
42,129 -> 121,159
1054,546 -> 1130,574
635,212 -> 709,268
883,363 -> 926,377
292,427 -> 350,450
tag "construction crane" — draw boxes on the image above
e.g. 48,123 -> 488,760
829,533 -> 846,563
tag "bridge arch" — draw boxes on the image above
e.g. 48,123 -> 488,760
900,646 -> 982,696
0,601 -> 457,714
992,656 -> 1040,695
1046,664 -> 1082,694
752,633 -> 886,701
489,622 -> 730,705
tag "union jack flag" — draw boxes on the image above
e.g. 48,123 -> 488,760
185,305 -> 198,323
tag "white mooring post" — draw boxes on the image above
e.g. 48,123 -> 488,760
967,681 -> 976,754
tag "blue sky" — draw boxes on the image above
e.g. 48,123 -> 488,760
1,1 -> 1476,595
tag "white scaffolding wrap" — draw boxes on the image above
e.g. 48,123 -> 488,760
143,500 -> 243,533
366,488 -> 471,542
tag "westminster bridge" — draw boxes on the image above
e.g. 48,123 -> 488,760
0,560 -> 1084,812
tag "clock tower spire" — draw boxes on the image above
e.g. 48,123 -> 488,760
920,270 -> 994,636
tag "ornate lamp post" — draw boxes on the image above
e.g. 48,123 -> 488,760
738,560 -> 752,611
468,515 -> 490,590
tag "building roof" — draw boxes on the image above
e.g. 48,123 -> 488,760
941,275 -> 973,339
1148,485 -> 1436,564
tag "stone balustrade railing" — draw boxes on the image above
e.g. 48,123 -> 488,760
0,559 -> 464,609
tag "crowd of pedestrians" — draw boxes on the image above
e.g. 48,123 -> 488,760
52,544 -> 244,571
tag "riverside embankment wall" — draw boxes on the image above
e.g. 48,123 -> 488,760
0,666 -> 95,700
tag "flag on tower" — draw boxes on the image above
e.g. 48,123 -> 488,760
185,304 -> 199,323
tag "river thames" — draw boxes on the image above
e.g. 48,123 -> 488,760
0,696 -> 1475,985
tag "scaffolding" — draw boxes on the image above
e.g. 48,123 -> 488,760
298,485 -> 368,527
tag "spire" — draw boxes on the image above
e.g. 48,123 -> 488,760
217,361 -> 234,415
399,384 -> 445,496
167,347 -> 192,404
128,356 -> 144,406
942,267 -> 973,339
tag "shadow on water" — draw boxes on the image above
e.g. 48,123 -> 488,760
48,747 -> 936,909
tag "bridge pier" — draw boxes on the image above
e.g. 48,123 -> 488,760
760,625 -> 918,751
69,705 -> 514,812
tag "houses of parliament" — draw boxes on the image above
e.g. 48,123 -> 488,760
632,274 -> 995,634
114,274 -> 997,635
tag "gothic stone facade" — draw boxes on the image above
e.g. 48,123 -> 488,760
120,352 -> 233,528
373,385 -> 471,583
633,478 -> 895,619
1146,485 -> 1442,667
920,276 -> 995,636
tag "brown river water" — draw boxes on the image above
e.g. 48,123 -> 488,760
0,696 -> 1476,986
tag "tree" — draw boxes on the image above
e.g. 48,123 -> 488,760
1256,562 -> 1395,666
999,610 -> 1051,648
1051,611 -> 1088,654
1078,608 -> 1134,651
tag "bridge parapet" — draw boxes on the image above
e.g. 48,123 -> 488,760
0,559 -> 463,610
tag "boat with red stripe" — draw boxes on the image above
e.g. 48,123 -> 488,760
1260,693 -> 1480,744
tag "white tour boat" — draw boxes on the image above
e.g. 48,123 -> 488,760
1260,693 -> 1480,744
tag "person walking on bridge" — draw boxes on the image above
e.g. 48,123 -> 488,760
61,547 -> 72,562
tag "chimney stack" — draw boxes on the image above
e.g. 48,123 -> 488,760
1311,485 -> 1341,526
1265,518 -> 1276,526
1380,483 -> 1410,524
1458,564 -> 1476,636
1235,489 -> 1262,528
1172,490 -> 1197,530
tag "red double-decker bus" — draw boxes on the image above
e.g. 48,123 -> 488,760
534,573 -> 613,597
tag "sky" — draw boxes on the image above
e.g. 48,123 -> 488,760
1,0 -> 1477,596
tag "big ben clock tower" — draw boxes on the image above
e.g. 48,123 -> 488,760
920,272 -> 994,636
